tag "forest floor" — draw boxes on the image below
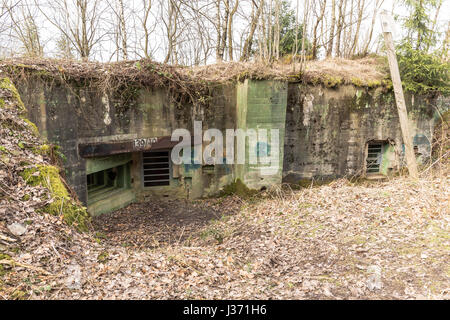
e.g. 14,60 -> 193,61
1,175 -> 449,300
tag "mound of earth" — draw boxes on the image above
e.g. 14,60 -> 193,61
0,77 -> 91,299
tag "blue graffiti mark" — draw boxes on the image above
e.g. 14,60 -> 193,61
184,163 -> 201,172
183,148 -> 201,172
256,142 -> 271,158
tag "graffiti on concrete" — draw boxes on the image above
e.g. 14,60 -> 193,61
134,137 -> 159,150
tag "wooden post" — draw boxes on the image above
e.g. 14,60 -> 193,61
380,10 -> 419,178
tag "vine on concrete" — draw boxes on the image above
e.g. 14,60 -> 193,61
0,58 -> 212,114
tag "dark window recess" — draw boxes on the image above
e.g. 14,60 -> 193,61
87,163 -> 131,204
142,151 -> 170,187
367,143 -> 383,173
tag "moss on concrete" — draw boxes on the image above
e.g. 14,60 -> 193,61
367,80 -> 381,88
322,75 -> 342,88
381,79 -> 393,90
0,78 -> 26,114
349,89 -> 372,111
351,78 -> 365,87
220,179 -> 258,198
350,78 -> 382,89
21,165 -> 91,231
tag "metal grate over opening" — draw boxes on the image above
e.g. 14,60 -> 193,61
367,143 -> 382,173
142,150 -> 170,187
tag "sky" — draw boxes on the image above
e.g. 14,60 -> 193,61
1,0 -> 449,63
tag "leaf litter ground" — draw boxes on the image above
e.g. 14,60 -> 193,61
1,175 -> 449,299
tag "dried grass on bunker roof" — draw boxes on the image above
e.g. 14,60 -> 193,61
186,56 -> 387,85
0,58 -> 210,103
0,56 -> 387,87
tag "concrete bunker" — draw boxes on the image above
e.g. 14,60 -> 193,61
6,61 -> 445,216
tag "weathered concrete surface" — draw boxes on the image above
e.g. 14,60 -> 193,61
283,84 -> 446,183
86,154 -> 132,175
88,189 -> 135,217
15,75 -> 447,215
17,76 -> 240,212
236,80 -> 288,190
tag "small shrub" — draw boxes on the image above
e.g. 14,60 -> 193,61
397,43 -> 449,96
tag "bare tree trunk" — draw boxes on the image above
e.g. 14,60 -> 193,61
118,0 -> 128,60
80,0 -> 89,60
241,0 -> 263,62
36,0 -> 104,61
267,0 -> 272,61
141,0 -> 153,59
427,0 -> 442,53
344,0 -> 354,57
443,21 -> 449,61
362,0 -> 383,55
216,0 -> 229,62
227,0 -> 239,61
300,0 -> 309,70
163,0 -> 179,64
259,0 -> 268,61
326,0 -> 336,57
381,11 -> 419,179
311,0 -> 327,60
350,0 -> 365,56
334,0 -> 345,58
293,0 -> 299,60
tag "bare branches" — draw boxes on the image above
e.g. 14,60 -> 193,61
0,0 -> 447,63
4,0 -> 43,57
241,0 -> 262,62
34,0 -> 108,60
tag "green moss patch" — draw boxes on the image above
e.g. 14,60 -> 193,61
21,118 -> 39,136
21,165 -> 91,231
0,78 -> 26,114
322,75 -> 342,88
33,144 -> 51,156
0,254 -> 12,277
351,77 -> 365,87
220,179 -> 258,198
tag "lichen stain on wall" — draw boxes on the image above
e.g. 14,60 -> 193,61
102,94 -> 112,126
302,94 -> 314,127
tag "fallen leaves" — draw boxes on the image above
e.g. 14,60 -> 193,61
1,83 -> 449,299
